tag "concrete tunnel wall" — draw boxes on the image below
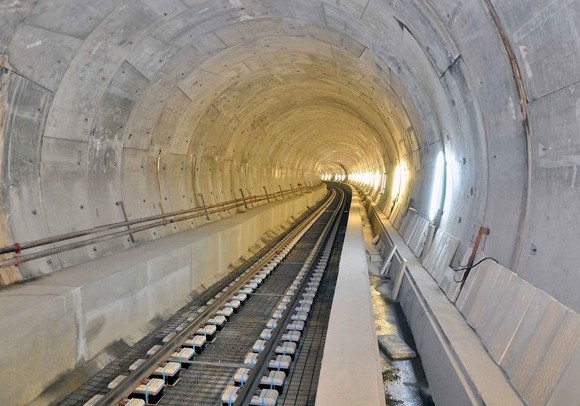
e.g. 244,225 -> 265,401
2,0 -> 579,313
0,0 -> 579,362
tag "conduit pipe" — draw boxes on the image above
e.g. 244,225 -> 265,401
0,185 -> 320,268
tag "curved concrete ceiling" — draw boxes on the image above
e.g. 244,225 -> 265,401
1,1 -> 579,313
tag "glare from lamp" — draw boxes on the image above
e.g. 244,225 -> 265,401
429,151 -> 446,221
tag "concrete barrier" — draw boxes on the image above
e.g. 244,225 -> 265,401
0,187 -> 326,405
364,197 -> 523,406
366,192 -> 580,405
316,188 -> 386,406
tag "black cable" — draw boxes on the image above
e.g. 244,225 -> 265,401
452,257 -> 498,283
452,257 -> 498,272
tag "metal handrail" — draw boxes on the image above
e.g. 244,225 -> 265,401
0,184 -> 322,268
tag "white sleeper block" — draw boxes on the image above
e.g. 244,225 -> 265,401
162,332 -> 177,343
171,348 -> 194,368
275,341 -> 297,357
147,345 -> 162,357
244,352 -> 259,367
291,312 -> 308,321
217,307 -> 234,320
131,378 -> 164,405
108,375 -> 127,389
152,362 -> 181,386
225,300 -> 241,312
196,324 -> 217,341
250,389 -> 279,406
259,370 -> 286,391
184,334 -> 207,354
268,355 -> 291,371
207,315 -> 227,331
253,339 -> 267,353
282,331 -> 301,342
295,305 -> 311,313
233,368 -> 250,386
260,329 -> 272,340
83,395 -> 104,406
129,358 -> 146,371
286,321 -> 305,331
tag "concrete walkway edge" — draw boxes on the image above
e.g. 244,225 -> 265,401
316,189 -> 386,406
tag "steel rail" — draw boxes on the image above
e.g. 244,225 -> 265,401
234,187 -> 346,405
93,187 -> 337,406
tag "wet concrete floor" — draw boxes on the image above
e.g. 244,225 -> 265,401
361,207 -> 434,405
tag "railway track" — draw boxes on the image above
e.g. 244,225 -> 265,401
66,185 -> 349,406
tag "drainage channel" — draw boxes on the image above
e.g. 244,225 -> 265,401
60,186 -> 347,406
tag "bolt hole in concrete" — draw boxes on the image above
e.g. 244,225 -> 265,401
361,209 -> 434,405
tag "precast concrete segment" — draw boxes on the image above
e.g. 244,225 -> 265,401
316,188 -> 385,406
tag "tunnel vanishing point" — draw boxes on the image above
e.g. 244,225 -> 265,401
0,1 -> 579,405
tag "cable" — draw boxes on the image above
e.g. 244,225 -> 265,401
452,257 -> 498,272
452,257 -> 498,283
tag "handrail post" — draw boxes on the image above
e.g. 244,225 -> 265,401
246,188 -> 254,207
239,188 -> 249,210
290,183 -> 295,196
116,201 -> 135,243
198,193 -> 210,220
0,183 -> 333,269
221,190 -> 231,215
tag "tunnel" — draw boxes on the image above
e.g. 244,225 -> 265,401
0,1 -> 578,405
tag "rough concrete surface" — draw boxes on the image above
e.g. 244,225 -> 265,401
0,0 -> 579,404
378,335 -> 417,361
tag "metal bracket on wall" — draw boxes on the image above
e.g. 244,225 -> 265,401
116,201 -> 135,243
239,188 -> 248,210
420,224 -> 436,261
246,188 -> 254,208
391,259 -> 408,300
459,226 -> 490,290
379,245 -> 397,277
198,193 -> 210,220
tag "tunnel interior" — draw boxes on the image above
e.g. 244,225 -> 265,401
1,0 -> 579,404
1,0 -> 522,282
